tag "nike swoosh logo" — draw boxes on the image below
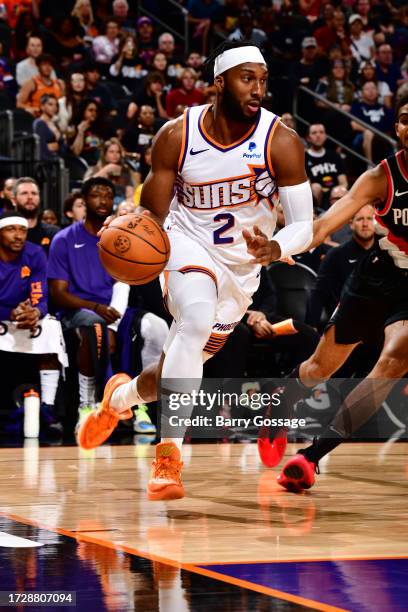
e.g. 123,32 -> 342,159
74,243 -> 85,248
190,148 -> 209,155
348,259 -> 357,263
395,189 -> 408,197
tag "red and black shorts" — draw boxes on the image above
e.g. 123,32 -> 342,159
327,248 -> 408,345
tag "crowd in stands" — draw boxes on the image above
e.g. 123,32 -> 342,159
0,0 -> 407,438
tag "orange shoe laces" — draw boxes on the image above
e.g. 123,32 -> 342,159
152,457 -> 183,482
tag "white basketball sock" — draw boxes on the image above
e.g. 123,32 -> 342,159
110,376 -> 145,412
160,271 -> 217,449
40,370 -> 59,406
78,373 -> 96,407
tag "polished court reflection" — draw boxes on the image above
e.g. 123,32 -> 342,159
1,442 -> 407,610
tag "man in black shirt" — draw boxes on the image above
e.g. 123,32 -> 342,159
306,204 -> 376,330
14,177 -> 59,255
83,61 -> 117,115
305,124 -> 348,211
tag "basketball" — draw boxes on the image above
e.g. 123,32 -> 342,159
98,213 -> 170,285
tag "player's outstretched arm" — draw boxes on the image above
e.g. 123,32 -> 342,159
140,118 -> 183,225
311,164 -> 386,249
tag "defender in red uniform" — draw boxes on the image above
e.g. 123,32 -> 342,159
246,96 -> 408,492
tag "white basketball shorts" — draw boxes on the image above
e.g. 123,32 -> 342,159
161,228 -> 261,355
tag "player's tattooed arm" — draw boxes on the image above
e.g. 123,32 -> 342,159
311,164 -> 387,248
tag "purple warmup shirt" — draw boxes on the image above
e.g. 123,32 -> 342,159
47,221 -> 114,305
0,241 -> 48,320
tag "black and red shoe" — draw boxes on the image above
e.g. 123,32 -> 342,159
277,453 -> 317,493
258,432 -> 287,468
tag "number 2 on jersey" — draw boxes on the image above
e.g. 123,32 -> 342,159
213,213 -> 234,244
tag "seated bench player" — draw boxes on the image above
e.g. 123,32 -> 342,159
47,178 -> 131,430
0,212 -> 68,435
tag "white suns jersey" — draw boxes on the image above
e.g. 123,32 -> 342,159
168,104 -> 280,266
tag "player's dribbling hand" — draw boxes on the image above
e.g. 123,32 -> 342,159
97,207 -> 132,236
97,215 -> 115,237
97,209 -> 165,238
242,225 -> 281,265
140,209 -> 165,227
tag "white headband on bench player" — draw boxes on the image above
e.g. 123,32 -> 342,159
0,217 -> 29,230
214,46 -> 267,78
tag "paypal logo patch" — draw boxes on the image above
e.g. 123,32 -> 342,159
243,141 -> 261,159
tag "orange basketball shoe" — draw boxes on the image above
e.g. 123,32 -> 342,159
277,453 -> 317,493
77,373 -> 133,450
147,442 -> 184,501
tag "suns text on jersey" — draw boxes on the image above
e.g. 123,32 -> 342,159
176,175 -> 257,209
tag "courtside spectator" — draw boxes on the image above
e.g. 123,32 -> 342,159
17,54 -> 63,117
187,0 -> 225,56
14,177 -> 59,254
16,36 -> 55,87
128,72 -> 168,120
356,60 -> 393,108
165,67 -> 205,118
57,72 -> 87,134
69,98 -> 113,167
289,36 -> 328,91
375,43 -> 405,93
315,59 -> 354,112
136,16 -> 156,65
83,60 -> 117,114
150,51 -> 173,88
63,192 -> 86,225
48,178 -> 129,428
0,178 -> 16,212
347,14 -> 375,64
122,105 -> 157,155
109,34 -> 147,90
112,0 -> 135,35
41,209 -> 58,226
157,32 -> 184,80
47,16 -> 87,69
313,9 -> 349,56
350,81 -> 394,162
228,9 -> 268,51
329,186 -> 351,244
305,123 -> 348,210
92,17 -> 120,69
71,0 -> 98,41
33,94 -> 66,161
84,137 -> 140,201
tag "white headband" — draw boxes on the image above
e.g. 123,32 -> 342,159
0,216 -> 29,230
214,46 -> 266,78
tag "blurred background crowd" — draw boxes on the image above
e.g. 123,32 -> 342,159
0,0 -> 406,440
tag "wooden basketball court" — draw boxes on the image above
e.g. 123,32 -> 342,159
1,441 -> 407,610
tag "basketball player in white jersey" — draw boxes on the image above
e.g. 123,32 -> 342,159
77,41 -> 314,501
